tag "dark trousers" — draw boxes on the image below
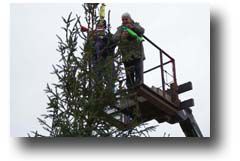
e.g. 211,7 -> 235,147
124,59 -> 144,88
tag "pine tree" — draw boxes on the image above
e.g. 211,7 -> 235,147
31,3 -> 157,137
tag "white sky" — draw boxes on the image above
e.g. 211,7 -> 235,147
10,3 -> 209,137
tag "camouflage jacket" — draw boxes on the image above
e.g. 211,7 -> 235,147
113,22 -> 145,63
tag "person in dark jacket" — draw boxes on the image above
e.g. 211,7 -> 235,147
93,20 -> 116,91
113,12 -> 145,88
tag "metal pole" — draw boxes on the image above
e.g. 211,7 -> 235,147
160,51 -> 165,97
143,35 -> 173,60
143,60 -> 172,74
171,59 -> 179,106
172,59 -> 177,86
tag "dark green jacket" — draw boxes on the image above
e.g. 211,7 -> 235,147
113,22 -> 145,62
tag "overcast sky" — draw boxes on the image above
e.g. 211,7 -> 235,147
10,3 -> 209,137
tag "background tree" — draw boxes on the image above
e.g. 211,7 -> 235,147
31,3 -> 157,137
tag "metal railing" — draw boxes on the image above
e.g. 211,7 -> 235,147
143,35 -> 178,98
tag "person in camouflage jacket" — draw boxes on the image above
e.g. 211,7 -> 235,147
113,12 -> 145,88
